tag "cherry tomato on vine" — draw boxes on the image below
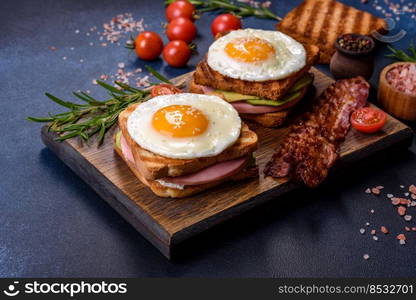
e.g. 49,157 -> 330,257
351,107 -> 387,133
166,0 -> 195,22
134,31 -> 163,61
151,84 -> 183,97
211,14 -> 241,37
162,40 -> 191,67
166,17 -> 197,43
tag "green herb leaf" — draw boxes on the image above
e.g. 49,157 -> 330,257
165,0 -> 281,21
145,65 -> 172,84
386,44 -> 416,62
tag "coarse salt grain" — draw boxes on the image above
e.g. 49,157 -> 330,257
363,254 -> 370,260
381,226 -> 389,234
400,240 -> 406,245
391,198 -> 401,205
405,226 -> 411,232
373,236 -> 379,241
404,215 -> 412,221
365,188 -> 371,194
398,206 -> 407,216
409,185 -> 416,194
397,234 -> 406,240
387,194 -> 393,198
370,209 -> 375,214
360,228 -> 366,234
371,229 -> 376,235
372,188 -> 381,195
365,222 -> 370,226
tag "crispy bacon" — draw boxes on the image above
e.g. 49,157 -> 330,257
264,77 -> 370,187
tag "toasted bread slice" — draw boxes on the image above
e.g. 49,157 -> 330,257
277,0 -> 386,64
114,142 -> 258,198
193,44 -> 319,101
118,103 -> 258,180
189,78 -> 289,127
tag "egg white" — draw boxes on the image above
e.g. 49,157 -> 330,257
127,93 -> 242,159
207,29 -> 306,82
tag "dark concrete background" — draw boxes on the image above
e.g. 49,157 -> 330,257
1,0 -> 415,277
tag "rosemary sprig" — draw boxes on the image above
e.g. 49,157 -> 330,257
27,81 -> 151,145
164,0 -> 281,21
386,44 -> 416,62
145,65 -> 172,84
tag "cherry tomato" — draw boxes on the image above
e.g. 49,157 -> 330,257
134,31 -> 163,61
162,40 -> 191,67
351,107 -> 387,133
166,17 -> 197,43
166,0 -> 195,22
211,14 -> 241,37
151,84 -> 182,97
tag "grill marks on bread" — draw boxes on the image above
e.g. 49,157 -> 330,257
277,0 -> 386,63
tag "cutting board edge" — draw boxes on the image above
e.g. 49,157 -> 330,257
41,126 -> 174,258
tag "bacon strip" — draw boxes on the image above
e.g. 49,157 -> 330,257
264,77 -> 370,187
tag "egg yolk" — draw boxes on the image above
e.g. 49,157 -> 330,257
225,37 -> 275,63
152,105 -> 209,138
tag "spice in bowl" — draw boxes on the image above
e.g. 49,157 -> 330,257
330,34 -> 375,79
378,62 -> 416,121
385,63 -> 416,95
337,34 -> 372,53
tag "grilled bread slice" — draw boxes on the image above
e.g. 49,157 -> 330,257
277,0 -> 386,64
188,79 -> 290,127
114,142 -> 258,198
118,103 -> 258,180
193,44 -> 320,101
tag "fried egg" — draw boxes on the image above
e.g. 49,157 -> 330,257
127,93 -> 241,159
207,29 -> 306,82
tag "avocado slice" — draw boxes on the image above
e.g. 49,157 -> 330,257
215,90 -> 260,102
288,73 -> 314,93
115,130 -> 122,149
246,91 -> 302,106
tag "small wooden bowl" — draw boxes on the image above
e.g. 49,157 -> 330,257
378,62 -> 416,121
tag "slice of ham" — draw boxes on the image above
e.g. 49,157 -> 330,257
119,133 -> 250,187
231,101 -> 287,114
162,156 -> 248,186
120,133 -> 135,164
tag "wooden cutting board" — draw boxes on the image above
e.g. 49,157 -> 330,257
41,68 -> 413,259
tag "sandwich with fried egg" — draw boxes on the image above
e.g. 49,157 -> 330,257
189,29 -> 320,127
114,93 -> 258,198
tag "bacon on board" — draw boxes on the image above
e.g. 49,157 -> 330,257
264,76 -> 370,187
